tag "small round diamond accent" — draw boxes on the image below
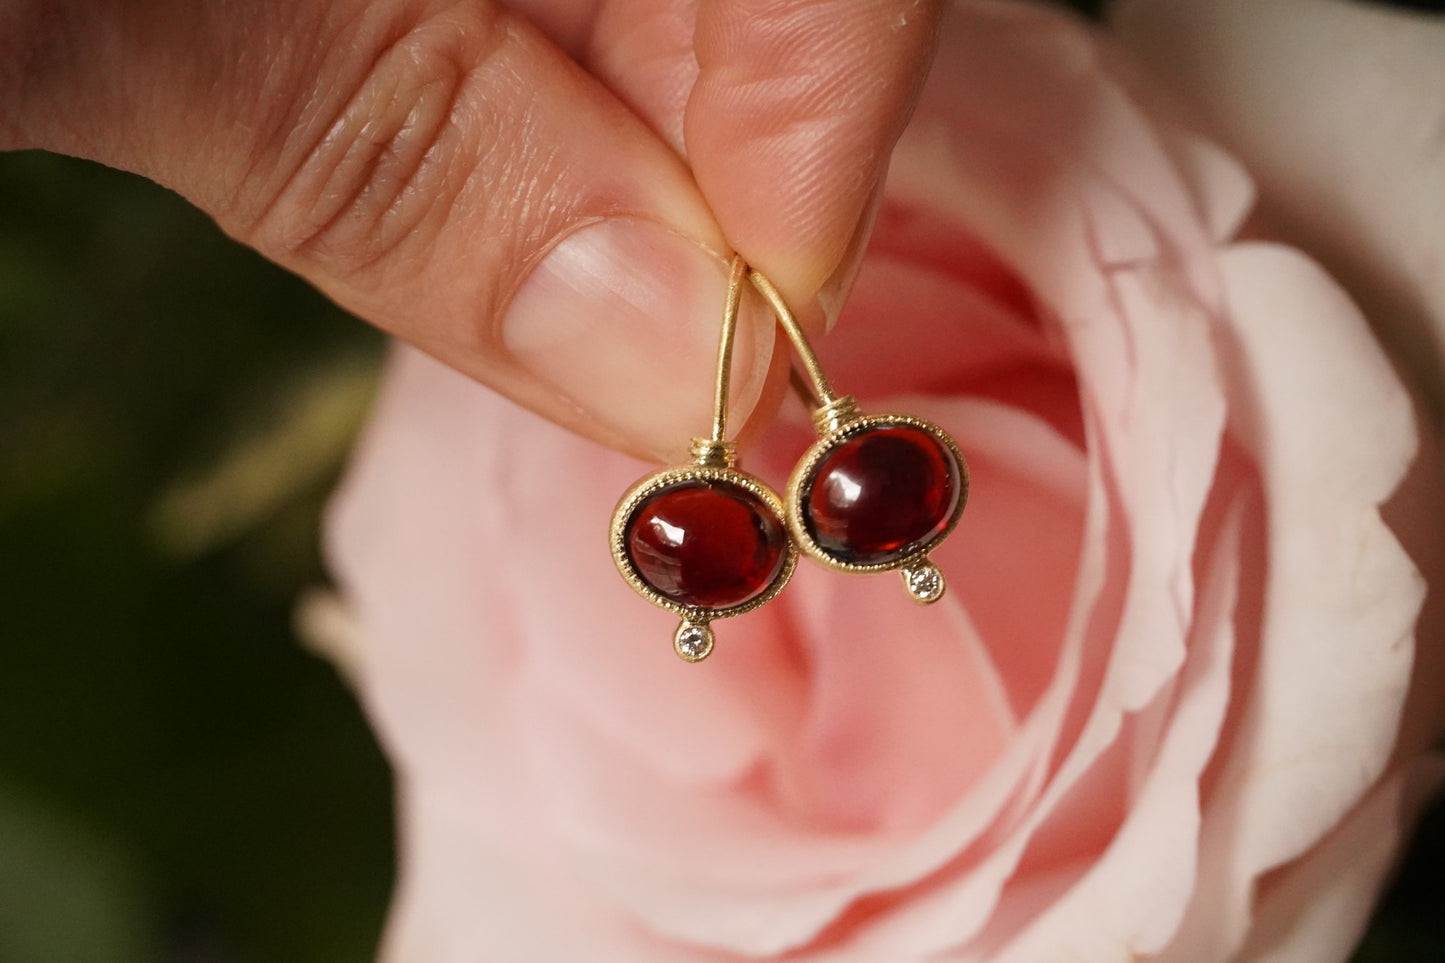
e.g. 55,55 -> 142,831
674,622 -> 715,662
903,561 -> 945,604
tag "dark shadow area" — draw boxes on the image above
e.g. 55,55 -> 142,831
0,151 -> 391,963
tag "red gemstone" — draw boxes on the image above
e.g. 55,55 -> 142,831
803,424 -> 960,566
626,480 -> 787,610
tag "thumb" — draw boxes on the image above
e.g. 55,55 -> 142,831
2,0 -> 778,462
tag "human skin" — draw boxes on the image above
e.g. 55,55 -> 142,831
0,0 -> 942,461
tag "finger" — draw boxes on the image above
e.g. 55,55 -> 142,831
581,0 -> 702,154
685,0 -> 945,325
578,0 -> 945,329
2,0 -> 778,462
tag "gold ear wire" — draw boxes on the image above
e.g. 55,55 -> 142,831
747,268 -> 863,435
746,269 -> 838,407
688,256 -> 748,468
709,257 -> 747,444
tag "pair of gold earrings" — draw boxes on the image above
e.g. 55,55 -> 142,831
610,257 -> 968,662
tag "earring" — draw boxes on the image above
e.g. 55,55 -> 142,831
749,270 -> 968,603
610,257 -> 797,662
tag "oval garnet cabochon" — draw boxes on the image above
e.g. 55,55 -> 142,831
802,424 -> 961,566
625,479 -> 788,610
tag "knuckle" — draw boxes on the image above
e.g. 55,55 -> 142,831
242,3 -> 512,280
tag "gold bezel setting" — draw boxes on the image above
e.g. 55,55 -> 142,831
785,411 -> 969,577
610,464 -> 798,625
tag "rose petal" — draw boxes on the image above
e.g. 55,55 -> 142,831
1232,755 -> 1445,963
979,491 -> 1248,961
1147,122 -> 1255,246
1113,0 -> 1445,417
1151,244 -> 1423,961
856,244 -> 1232,960
1383,427 -> 1445,759
889,2 -> 1230,320
381,783 -> 729,963
327,348 -> 785,794
539,397 -> 1087,956
823,249 -> 1070,404
834,468 -> 1243,961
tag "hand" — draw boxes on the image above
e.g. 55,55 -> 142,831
0,0 -> 942,460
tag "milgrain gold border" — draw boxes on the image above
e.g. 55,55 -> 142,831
785,413 -> 970,574
610,464 -> 798,622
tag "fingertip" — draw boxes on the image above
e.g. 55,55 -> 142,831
687,0 -> 943,313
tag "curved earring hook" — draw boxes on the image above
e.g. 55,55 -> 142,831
708,256 -> 748,445
747,269 -> 839,408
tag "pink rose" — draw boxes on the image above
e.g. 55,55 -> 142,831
316,2 -> 1444,961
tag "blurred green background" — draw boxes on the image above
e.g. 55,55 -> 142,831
0,151 -> 391,962
0,5 -> 1442,958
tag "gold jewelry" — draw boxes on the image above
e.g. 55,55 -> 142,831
610,258 -> 797,662
749,270 -> 968,603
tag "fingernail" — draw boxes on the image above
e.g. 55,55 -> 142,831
816,178 -> 888,331
503,217 -> 772,461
